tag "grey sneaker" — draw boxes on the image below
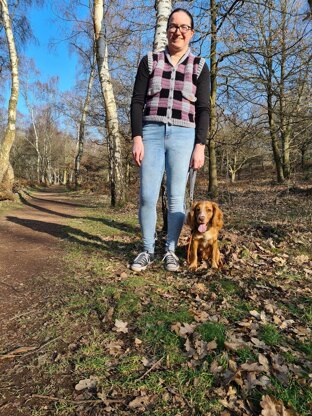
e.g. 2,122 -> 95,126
130,251 -> 154,272
163,251 -> 179,272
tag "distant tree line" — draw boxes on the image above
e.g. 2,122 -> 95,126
0,0 -> 311,203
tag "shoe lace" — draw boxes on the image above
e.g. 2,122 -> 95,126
134,252 -> 150,266
163,251 -> 179,265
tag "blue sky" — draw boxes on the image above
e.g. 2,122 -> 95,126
25,4 -> 77,89
17,2 -> 80,113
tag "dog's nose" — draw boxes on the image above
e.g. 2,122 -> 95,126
198,214 -> 205,221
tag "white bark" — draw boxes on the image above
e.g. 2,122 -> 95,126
75,52 -> 96,188
0,0 -> 19,196
153,0 -> 172,52
94,0 -> 125,206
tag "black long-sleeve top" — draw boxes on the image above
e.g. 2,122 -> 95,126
130,55 -> 210,145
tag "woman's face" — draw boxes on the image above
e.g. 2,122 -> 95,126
167,11 -> 194,54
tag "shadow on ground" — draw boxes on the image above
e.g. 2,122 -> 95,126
19,193 -> 139,235
7,216 -> 138,260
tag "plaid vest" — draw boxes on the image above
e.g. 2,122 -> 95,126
143,48 -> 205,128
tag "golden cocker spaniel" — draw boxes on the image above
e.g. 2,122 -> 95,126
186,201 -> 223,270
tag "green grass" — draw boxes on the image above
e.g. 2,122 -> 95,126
137,306 -> 193,364
115,291 -> 142,317
236,347 -> 257,364
12,187 -> 311,416
117,354 -> 144,378
197,322 -> 227,348
0,198 -> 22,215
219,278 -> 242,294
267,378 -> 312,415
222,299 -> 252,321
294,340 -> 312,360
259,324 -> 282,346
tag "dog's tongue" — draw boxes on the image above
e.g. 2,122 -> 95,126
198,224 -> 207,233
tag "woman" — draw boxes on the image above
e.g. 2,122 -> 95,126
130,8 -> 210,272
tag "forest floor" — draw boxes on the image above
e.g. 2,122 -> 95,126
0,178 -> 311,416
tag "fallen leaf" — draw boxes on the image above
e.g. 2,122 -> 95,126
258,353 -> 270,372
272,257 -> 287,266
113,319 -> 128,333
258,375 -> 271,387
191,282 -> 209,294
294,254 -> 309,265
184,337 -> 195,357
228,359 -> 237,372
260,394 -> 296,415
193,310 -> 210,322
194,338 -> 208,359
134,338 -> 143,346
260,310 -> 267,323
103,307 -> 114,323
224,340 -> 245,351
75,376 -> 98,391
207,340 -> 218,351
210,358 -> 223,374
241,362 -> 266,372
250,310 -> 260,319
128,394 -> 155,409
250,337 -> 266,347
106,340 -> 124,356
227,385 -> 237,397
179,322 -> 197,337
142,357 -> 152,367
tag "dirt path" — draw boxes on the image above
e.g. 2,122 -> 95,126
0,188 -> 81,356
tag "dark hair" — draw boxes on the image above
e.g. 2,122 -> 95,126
167,8 -> 194,30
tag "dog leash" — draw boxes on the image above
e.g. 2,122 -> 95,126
188,168 -> 197,205
186,168 -> 196,263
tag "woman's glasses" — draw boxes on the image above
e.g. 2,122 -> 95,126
167,24 -> 192,34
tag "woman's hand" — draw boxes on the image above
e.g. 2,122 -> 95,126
190,143 -> 205,170
132,136 -> 144,166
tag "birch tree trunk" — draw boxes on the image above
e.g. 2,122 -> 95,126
24,95 -> 41,182
75,52 -> 96,189
0,0 -> 19,199
153,0 -> 172,233
208,0 -> 219,197
153,0 -> 172,52
93,0 -> 125,206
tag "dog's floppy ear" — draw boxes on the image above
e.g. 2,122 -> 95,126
211,202 -> 223,230
186,201 -> 197,229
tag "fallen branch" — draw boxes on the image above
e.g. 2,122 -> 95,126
0,337 -> 60,360
31,394 -> 123,405
0,280 -> 20,293
137,356 -> 164,381
24,336 -> 61,357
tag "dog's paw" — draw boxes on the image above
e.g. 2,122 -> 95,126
188,262 -> 198,271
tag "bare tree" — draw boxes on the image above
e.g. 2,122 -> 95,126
20,59 -> 42,183
208,0 -> 219,197
93,0 -> 125,206
0,0 -> 18,199
197,0 -> 247,196
75,49 -> 96,189
224,0 -> 312,182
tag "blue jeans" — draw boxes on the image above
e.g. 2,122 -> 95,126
139,122 -> 195,253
